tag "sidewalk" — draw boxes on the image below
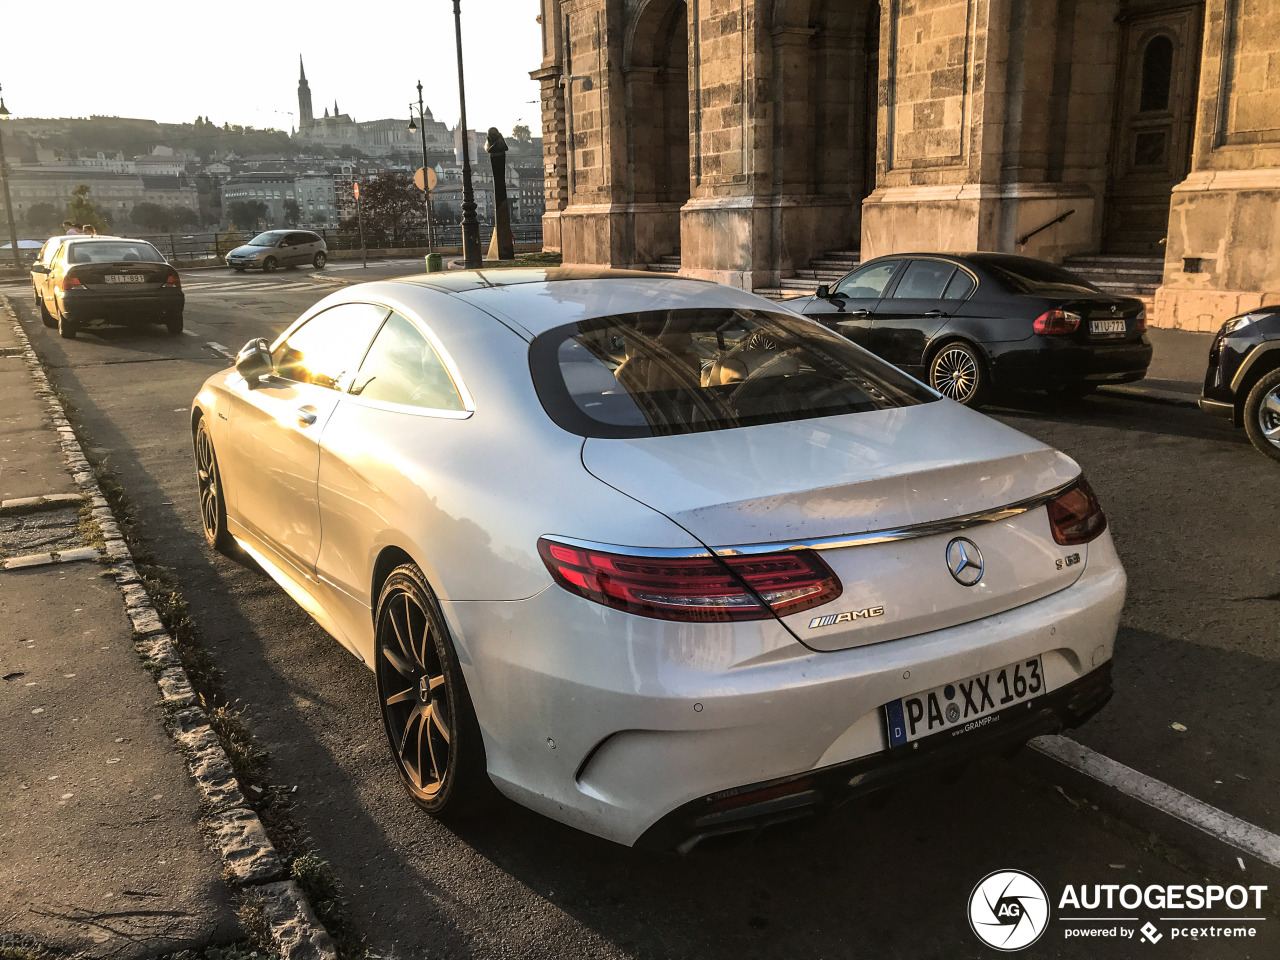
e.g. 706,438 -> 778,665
0,313 -> 243,955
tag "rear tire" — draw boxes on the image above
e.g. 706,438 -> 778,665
166,315 -> 184,335
57,310 -> 76,340
262,257 -> 278,273
929,341 -> 986,406
1243,368 -> 1280,463
312,251 -> 327,269
374,564 -> 491,817
1048,383 -> 1097,402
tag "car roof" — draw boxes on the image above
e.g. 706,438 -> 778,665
371,269 -> 788,338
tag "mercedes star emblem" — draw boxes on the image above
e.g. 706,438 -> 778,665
946,537 -> 984,587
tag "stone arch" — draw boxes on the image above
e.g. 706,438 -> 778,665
624,0 -> 690,262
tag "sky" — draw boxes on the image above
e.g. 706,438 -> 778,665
1,0 -> 545,138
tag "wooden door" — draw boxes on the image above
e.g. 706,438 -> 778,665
1102,4 -> 1203,255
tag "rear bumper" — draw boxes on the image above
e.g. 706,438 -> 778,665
988,337 -> 1153,389
447,532 -> 1127,847
61,288 -> 184,321
1198,397 -> 1235,420
637,661 -> 1112,851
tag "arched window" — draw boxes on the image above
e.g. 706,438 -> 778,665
1139,35 -> 1174,112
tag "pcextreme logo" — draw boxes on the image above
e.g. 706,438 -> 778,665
968,870 -> 1268,950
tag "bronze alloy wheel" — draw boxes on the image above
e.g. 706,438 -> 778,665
374,564 -> 489,815
195,418 -> 233,552
930,342 -> 985,406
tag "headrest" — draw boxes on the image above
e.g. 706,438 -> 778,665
561,360 -> 621,396
703,349 -> 800,386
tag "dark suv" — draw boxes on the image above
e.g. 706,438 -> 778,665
1200,305 -> 1280,462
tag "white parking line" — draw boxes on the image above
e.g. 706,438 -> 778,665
206,342 -> 234,361
1032,734 -> 1280,869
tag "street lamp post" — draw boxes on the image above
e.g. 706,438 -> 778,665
0,85 -> 22,271
452,0 -> 481,269
408,82 -> 436,251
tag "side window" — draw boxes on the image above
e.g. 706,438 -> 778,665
943,270 -> 976,301
350,312 -> 464,412
834,261 -> 901,299
287,233 -> 309,246
890,260 -> 957,299
271,302 -> 390,390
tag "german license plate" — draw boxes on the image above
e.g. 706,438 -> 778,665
1090,319 -> 1125,334
884,655 -> 1046,747
105,274 -> 146,284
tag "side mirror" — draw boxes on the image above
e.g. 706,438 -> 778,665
815,284 -> 830,300
31,263 -> 49,274
235,338 -> 272,384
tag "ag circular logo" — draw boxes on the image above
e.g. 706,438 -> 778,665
968,869 -> 1050,951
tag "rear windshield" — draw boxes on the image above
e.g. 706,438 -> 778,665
977,257 -> 1099,296
529,308 -> 937,439
66,241 -> 165,264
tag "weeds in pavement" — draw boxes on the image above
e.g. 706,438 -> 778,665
292,854 -> 368,959
0,947 -> 46,960
30,317 -> 370,959
77,497 -> 106,552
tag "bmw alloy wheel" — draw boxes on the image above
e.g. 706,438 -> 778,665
931,344 -> 983,405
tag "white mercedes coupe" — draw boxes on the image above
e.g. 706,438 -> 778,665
191,269 -> 1124,850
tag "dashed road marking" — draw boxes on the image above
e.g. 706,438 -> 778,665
1032,734 -> 1280,869
206,342 -> 234,361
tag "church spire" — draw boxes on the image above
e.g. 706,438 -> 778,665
334,99 -> 340,117
297,55 -> 314,131
299,55 -> 306,82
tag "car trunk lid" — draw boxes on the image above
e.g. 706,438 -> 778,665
581,401 -> 1084,651
1061,296 -> 1147,344
69,261 -> 172,293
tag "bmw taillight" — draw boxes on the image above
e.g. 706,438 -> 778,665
1033,309 -> 1081,335
62,274 -> 83,291
537,539 -> 842,622
1134,305 -> 1147,333
165,271 -> 181,287
1046,477 -> 1107,545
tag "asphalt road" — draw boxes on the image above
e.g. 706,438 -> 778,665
3,268 -> 1277,959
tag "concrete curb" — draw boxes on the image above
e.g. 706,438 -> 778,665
1096,384 -> 1199,407
2,297 -> 338,960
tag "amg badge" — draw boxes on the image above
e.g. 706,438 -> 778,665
809,606 -> 885,629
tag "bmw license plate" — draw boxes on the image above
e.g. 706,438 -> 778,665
105,274 -> 146,283
883,655 -> 1046,747
1090,319 -> 1125,334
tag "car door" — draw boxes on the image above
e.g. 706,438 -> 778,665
870,258 -> 974,374
225,301 -> 390,579
799,259 -> 904,350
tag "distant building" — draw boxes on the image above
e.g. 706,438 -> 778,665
293,57 -> 451,158
5,168 -> 199,231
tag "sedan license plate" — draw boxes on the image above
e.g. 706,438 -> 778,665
884,656 -> 1045,747
105,274 -> 147,284
1090,319 -> 1126,334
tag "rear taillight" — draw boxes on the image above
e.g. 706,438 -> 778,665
1046,477 -> 1107,545
1134,305 -> 1147,333
1033,309 -> 1081,335
62,275 -> 83,291
165,271 -> 181,287
537,539 -> 842,622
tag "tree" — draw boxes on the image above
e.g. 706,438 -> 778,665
25,203 -> 62,235
511,124 -> 532,143
227,200 -> 269,231
336,173 -> 424,246
283,199 -> 301,228
217,226 -> 246,255
67,185 -> 111,232
130,201 -> 172,231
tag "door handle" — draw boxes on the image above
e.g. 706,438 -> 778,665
296,405 -> 318,426
847,308 -> 870,317
925,309 -> 947,317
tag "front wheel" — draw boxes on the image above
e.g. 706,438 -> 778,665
312,251 -> 327,269
1243,368 -> 1280,463
374,564 -> 490,816
262,257 -> 278,273
194,418 -> 234,553
929,342 -> 986,406
38,293 -> 56,329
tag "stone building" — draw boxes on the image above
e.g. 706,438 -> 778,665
533,0 -> 1280,330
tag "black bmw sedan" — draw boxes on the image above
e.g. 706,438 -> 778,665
1199,305 -> 1280,462
789,253 -> 1152,406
